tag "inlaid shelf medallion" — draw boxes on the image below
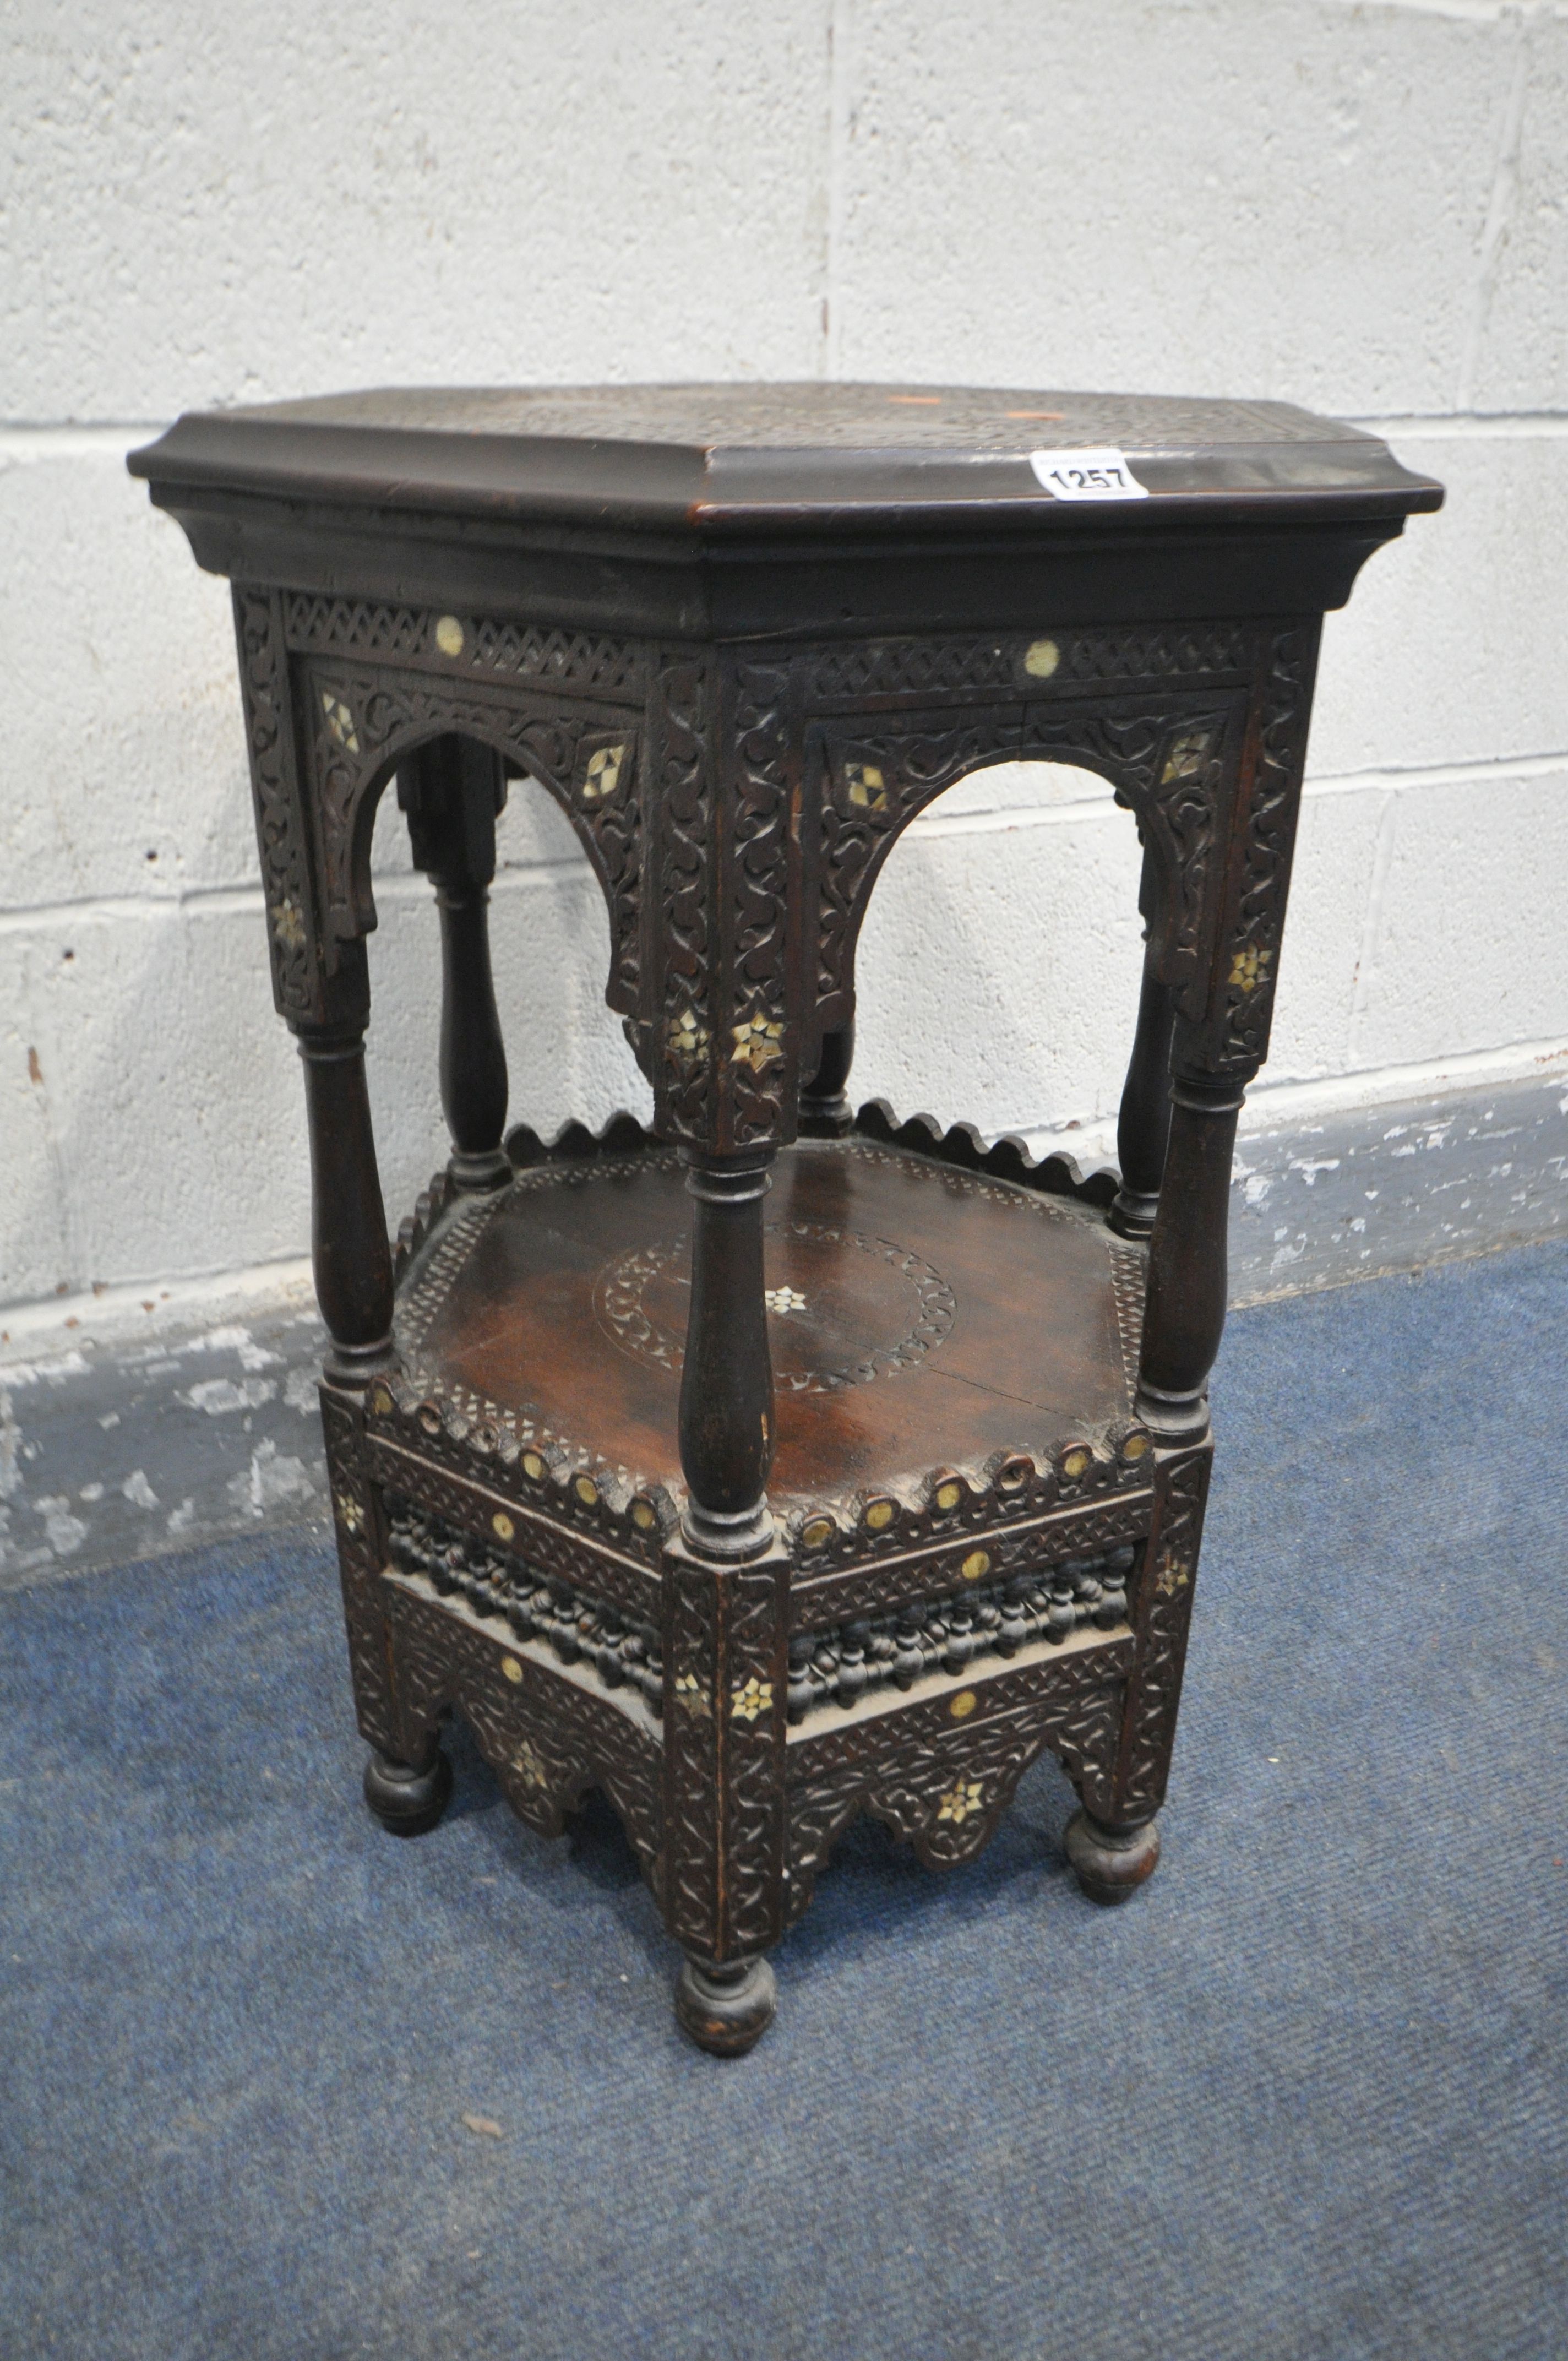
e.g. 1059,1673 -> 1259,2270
130,380 -> 1441,2055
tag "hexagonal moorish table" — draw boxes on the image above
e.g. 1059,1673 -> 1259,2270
130,385 -> 1440,2052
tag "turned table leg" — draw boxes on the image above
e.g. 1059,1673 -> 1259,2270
1109,850 -> 1176,1241
399,737 -> 511,1193
1136,1068 -> 1245,1440
678,1151 -> 776,1560
674,1954 -> 780,2055
1071,1051 -> 1243,1902
296,1022 -> 395,1377
798,1019 -> 856,1138
664,1147 -> 785,2052
298,1011 -> 456,1829
1064,1812 -> 1163,1904
363,1744 -> 454,1836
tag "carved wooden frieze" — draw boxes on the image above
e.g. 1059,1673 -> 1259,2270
1110,1444 -> 1212,1820
282,595 -> 646,704
783,1640 -> 1129,1920
661,1545 -> 790,1961
660,1552 -> 722,1951
719,1554 -> 791,1955
319,1380 -> 401,1759
788,1490 -> 1152,1633
383,1493 -> 663,1693
382,1570 -> 665,1895
363,1435 -> 667,1619
804,622 -> 1252,710
786,1537 -> 1136,1722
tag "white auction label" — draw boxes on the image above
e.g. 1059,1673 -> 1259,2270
1028,447 -> 1150,501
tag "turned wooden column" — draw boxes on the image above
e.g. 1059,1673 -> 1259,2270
1109,847 -> 1177,1241
798,1020 -> 856,1138
678,1153 -> 776,1558
398,736 -> 511,1193
295,1018 -> 395,1377
1135,1065 -> 1247,1437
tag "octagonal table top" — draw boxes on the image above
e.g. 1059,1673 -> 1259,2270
129,380 -> 1442,534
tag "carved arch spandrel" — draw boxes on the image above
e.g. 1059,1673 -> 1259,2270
232,586 -> 330,1027
293,656 -> 649,1018
1189,619 -> 1322,1078
807,687 -> 1253,1046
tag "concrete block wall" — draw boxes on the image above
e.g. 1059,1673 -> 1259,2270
3,0 -> 1566,1327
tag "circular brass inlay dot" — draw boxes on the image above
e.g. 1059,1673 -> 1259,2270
1024,637 -> 1061,679
998,1457 -> 1031,1489
961,1549 -> 991,1582
802,1516 -> 835,1549
492,1511 -> 514,1542
950,1689 -> 978,1720
521,1451 -> 545,1481
1063,1447 -> 1091,1478
934,1481 -> 962,1513
502,1656 -> 524,1685
368,1382 -> 394,1416
1123,1432 -> 1151,1461
864,1498 -> 896,1531
435,614 -> 465,657
574,1475 -> 599,1508
631,1499 -> 656,1532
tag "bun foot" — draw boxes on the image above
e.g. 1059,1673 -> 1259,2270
1065,1808 -> 1161,1905
363,1745 -> 453,1837
675,1954 -> 777,2057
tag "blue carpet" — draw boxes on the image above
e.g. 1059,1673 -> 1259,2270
2,1242 -> 1565,2361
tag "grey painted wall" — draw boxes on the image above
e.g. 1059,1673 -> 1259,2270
3,1 -> 1566,1334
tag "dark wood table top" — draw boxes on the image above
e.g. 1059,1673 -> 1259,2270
129,380 -> 1441,534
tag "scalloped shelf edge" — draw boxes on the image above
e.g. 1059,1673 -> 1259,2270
851,1099 -> 1119,1210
